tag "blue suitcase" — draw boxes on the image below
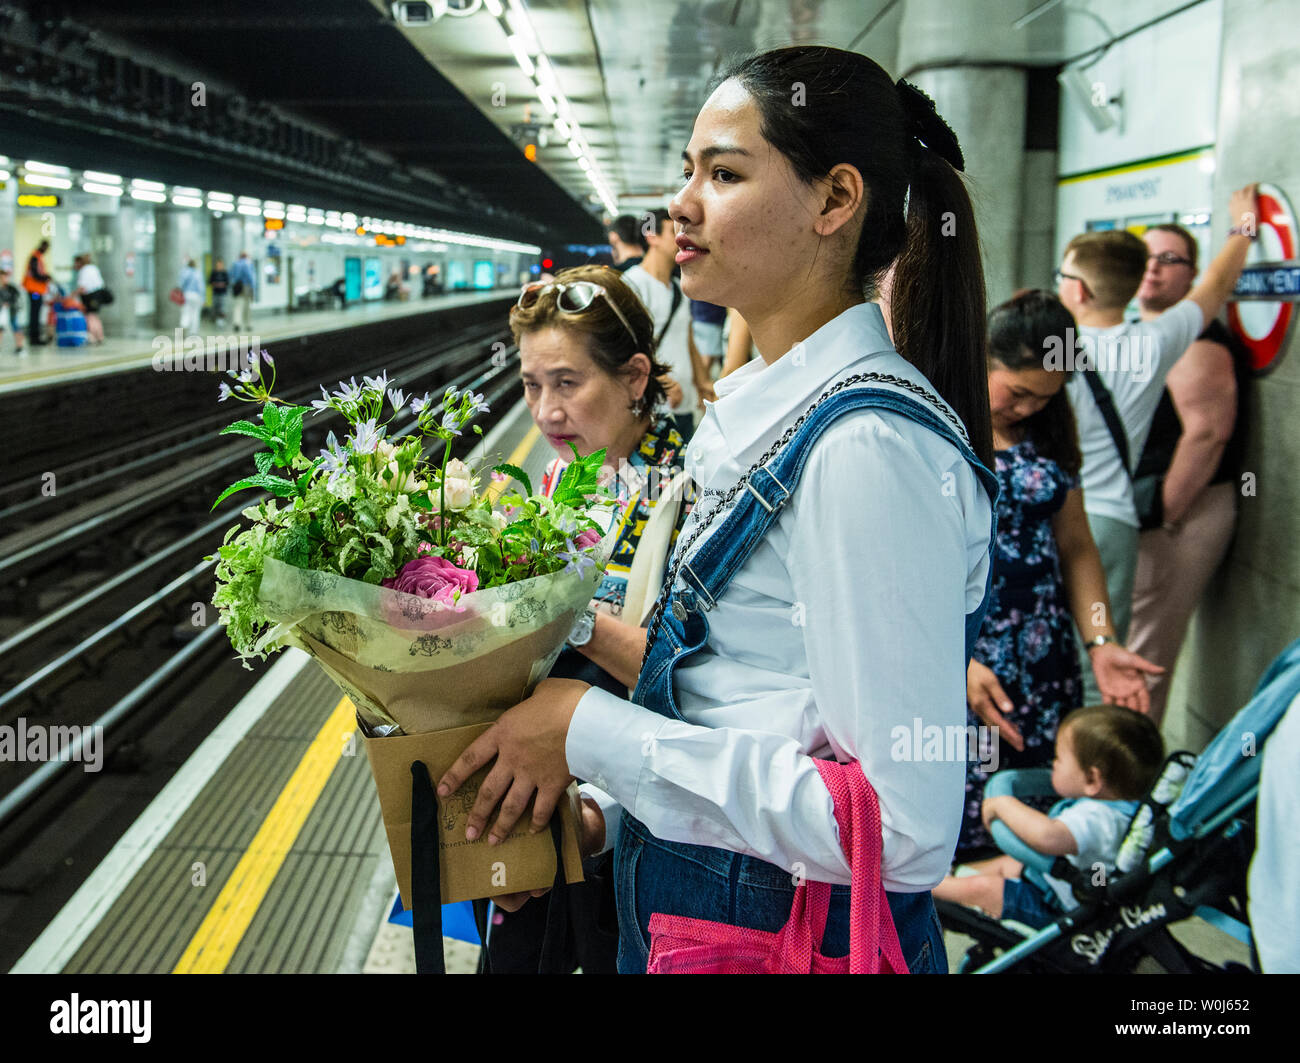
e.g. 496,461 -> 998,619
55,305 -> 87,347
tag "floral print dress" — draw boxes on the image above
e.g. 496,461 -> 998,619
958,436 -> 1082,856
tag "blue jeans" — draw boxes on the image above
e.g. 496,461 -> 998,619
615,811 -> 947,973
618,380 -> 1000,975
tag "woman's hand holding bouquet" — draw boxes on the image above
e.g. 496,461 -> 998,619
205,353 -> 616,906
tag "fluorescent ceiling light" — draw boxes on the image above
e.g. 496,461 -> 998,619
174,186 -> 201,197
484,0 -> 503,15
506,34 -> 534,78
24,160 -> 71,175
0,170 -> 10,182
83,182 -> 125,197
131,178 -> 166,191
568,139 -> 583,157
172,194 -> 203,207
237,205 -> 262,216
537,87 -> 556,115
505,1 -> 539,54
554,117 -> 570,139
577,156 -> 591,171
24,174 -> 73,189
131,189 -> 167,203
82,170 -> 121,184
535,55 -> 558,92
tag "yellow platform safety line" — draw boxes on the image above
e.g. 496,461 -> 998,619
173,696 -> 357,974
483,424 -> 540,504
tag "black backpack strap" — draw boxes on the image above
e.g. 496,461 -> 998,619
411,761 -> 447,974
654,278 -> 683,348
1082,370 -> 1132,479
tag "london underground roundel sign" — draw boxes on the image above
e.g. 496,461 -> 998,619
1227,182 -> 1298,375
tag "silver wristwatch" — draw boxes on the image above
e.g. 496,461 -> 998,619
568,608 -> 597,648
1086,634 -> 1116,652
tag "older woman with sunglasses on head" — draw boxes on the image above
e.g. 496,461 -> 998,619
485,263 -> 695,972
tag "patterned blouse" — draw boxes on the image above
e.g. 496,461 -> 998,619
541,415 -> 696,618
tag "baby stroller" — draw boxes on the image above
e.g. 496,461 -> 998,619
937,636 -> 1300,973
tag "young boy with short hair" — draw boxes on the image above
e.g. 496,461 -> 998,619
934,704 -> 1164,926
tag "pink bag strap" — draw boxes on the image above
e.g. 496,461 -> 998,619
814,759 -> 909,974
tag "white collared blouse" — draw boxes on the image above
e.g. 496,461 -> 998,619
567,302 -> 993,891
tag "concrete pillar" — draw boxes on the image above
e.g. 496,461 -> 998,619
89,204 -> 136,334
211,213 -> 242,268
895,0 -> 1054,305
0,175 -> 16,277
908,65 -> 1028,306
154,207 -> 201,329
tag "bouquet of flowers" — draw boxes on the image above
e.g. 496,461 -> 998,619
208,354 -> 613,904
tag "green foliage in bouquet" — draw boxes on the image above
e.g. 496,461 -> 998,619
206,352 -> 613,661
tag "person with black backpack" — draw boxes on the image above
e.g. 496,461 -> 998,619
623,207 -> 714,441
1127,224 -> 1253,724
1055,190 -> 1258,705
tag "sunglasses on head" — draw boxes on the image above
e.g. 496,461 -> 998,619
516,280 -> 639,347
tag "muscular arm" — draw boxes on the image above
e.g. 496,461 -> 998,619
1161,340 -> 1237,525
575,612 -> 646,690
1184,183 -> 1260,328
1052,487 -> 1118,642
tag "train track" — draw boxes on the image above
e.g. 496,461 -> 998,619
0,307 -> 525,969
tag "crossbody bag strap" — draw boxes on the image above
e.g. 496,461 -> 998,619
1081,370 -> 1132,478
644,373 -> 995,660
654,278 -> 682,348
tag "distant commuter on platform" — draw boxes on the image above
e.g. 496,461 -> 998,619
1054,186 -> 1257,704
209,258 -> 230,326
0,268 -> 25,355
623,207 -> 713,438
688,298 -> 726,372
178,258 -> 204,334
230,251 -> 256,331
606,214 -> 645,273
75,253 -> 108,344
1127,224 -> 1252,724
23,239 -> 51,347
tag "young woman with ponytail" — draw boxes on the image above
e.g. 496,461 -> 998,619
436,46 -> 1000,973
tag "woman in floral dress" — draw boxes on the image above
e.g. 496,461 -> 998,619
958,291 -> 1163,857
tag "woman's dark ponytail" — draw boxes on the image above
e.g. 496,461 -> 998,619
890,92 -> 994,468
720,50 -> 994,469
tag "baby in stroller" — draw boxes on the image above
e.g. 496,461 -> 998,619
934,705 -> 1164,928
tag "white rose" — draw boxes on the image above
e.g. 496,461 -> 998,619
441,476 -> 474,511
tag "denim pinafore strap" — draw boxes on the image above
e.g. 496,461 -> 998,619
614,380 -> 1000,974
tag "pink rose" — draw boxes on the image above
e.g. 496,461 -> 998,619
382,555 -> 479,608
574,528 -> 601,549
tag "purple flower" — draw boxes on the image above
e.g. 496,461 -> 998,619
387,387 -> 407,412
439,409 -> 462,436
574,528 -> 601,549
557,538 -> 596,579
218,382 -> 232,403
411,392 -> 432,415
350,418 -> 382,454
364,371 -> 390,394
310,385 -> 333,414
334,377 -> 363,403
260,349 -> 274,367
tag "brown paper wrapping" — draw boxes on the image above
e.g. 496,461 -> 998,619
256,550 -> 610,906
